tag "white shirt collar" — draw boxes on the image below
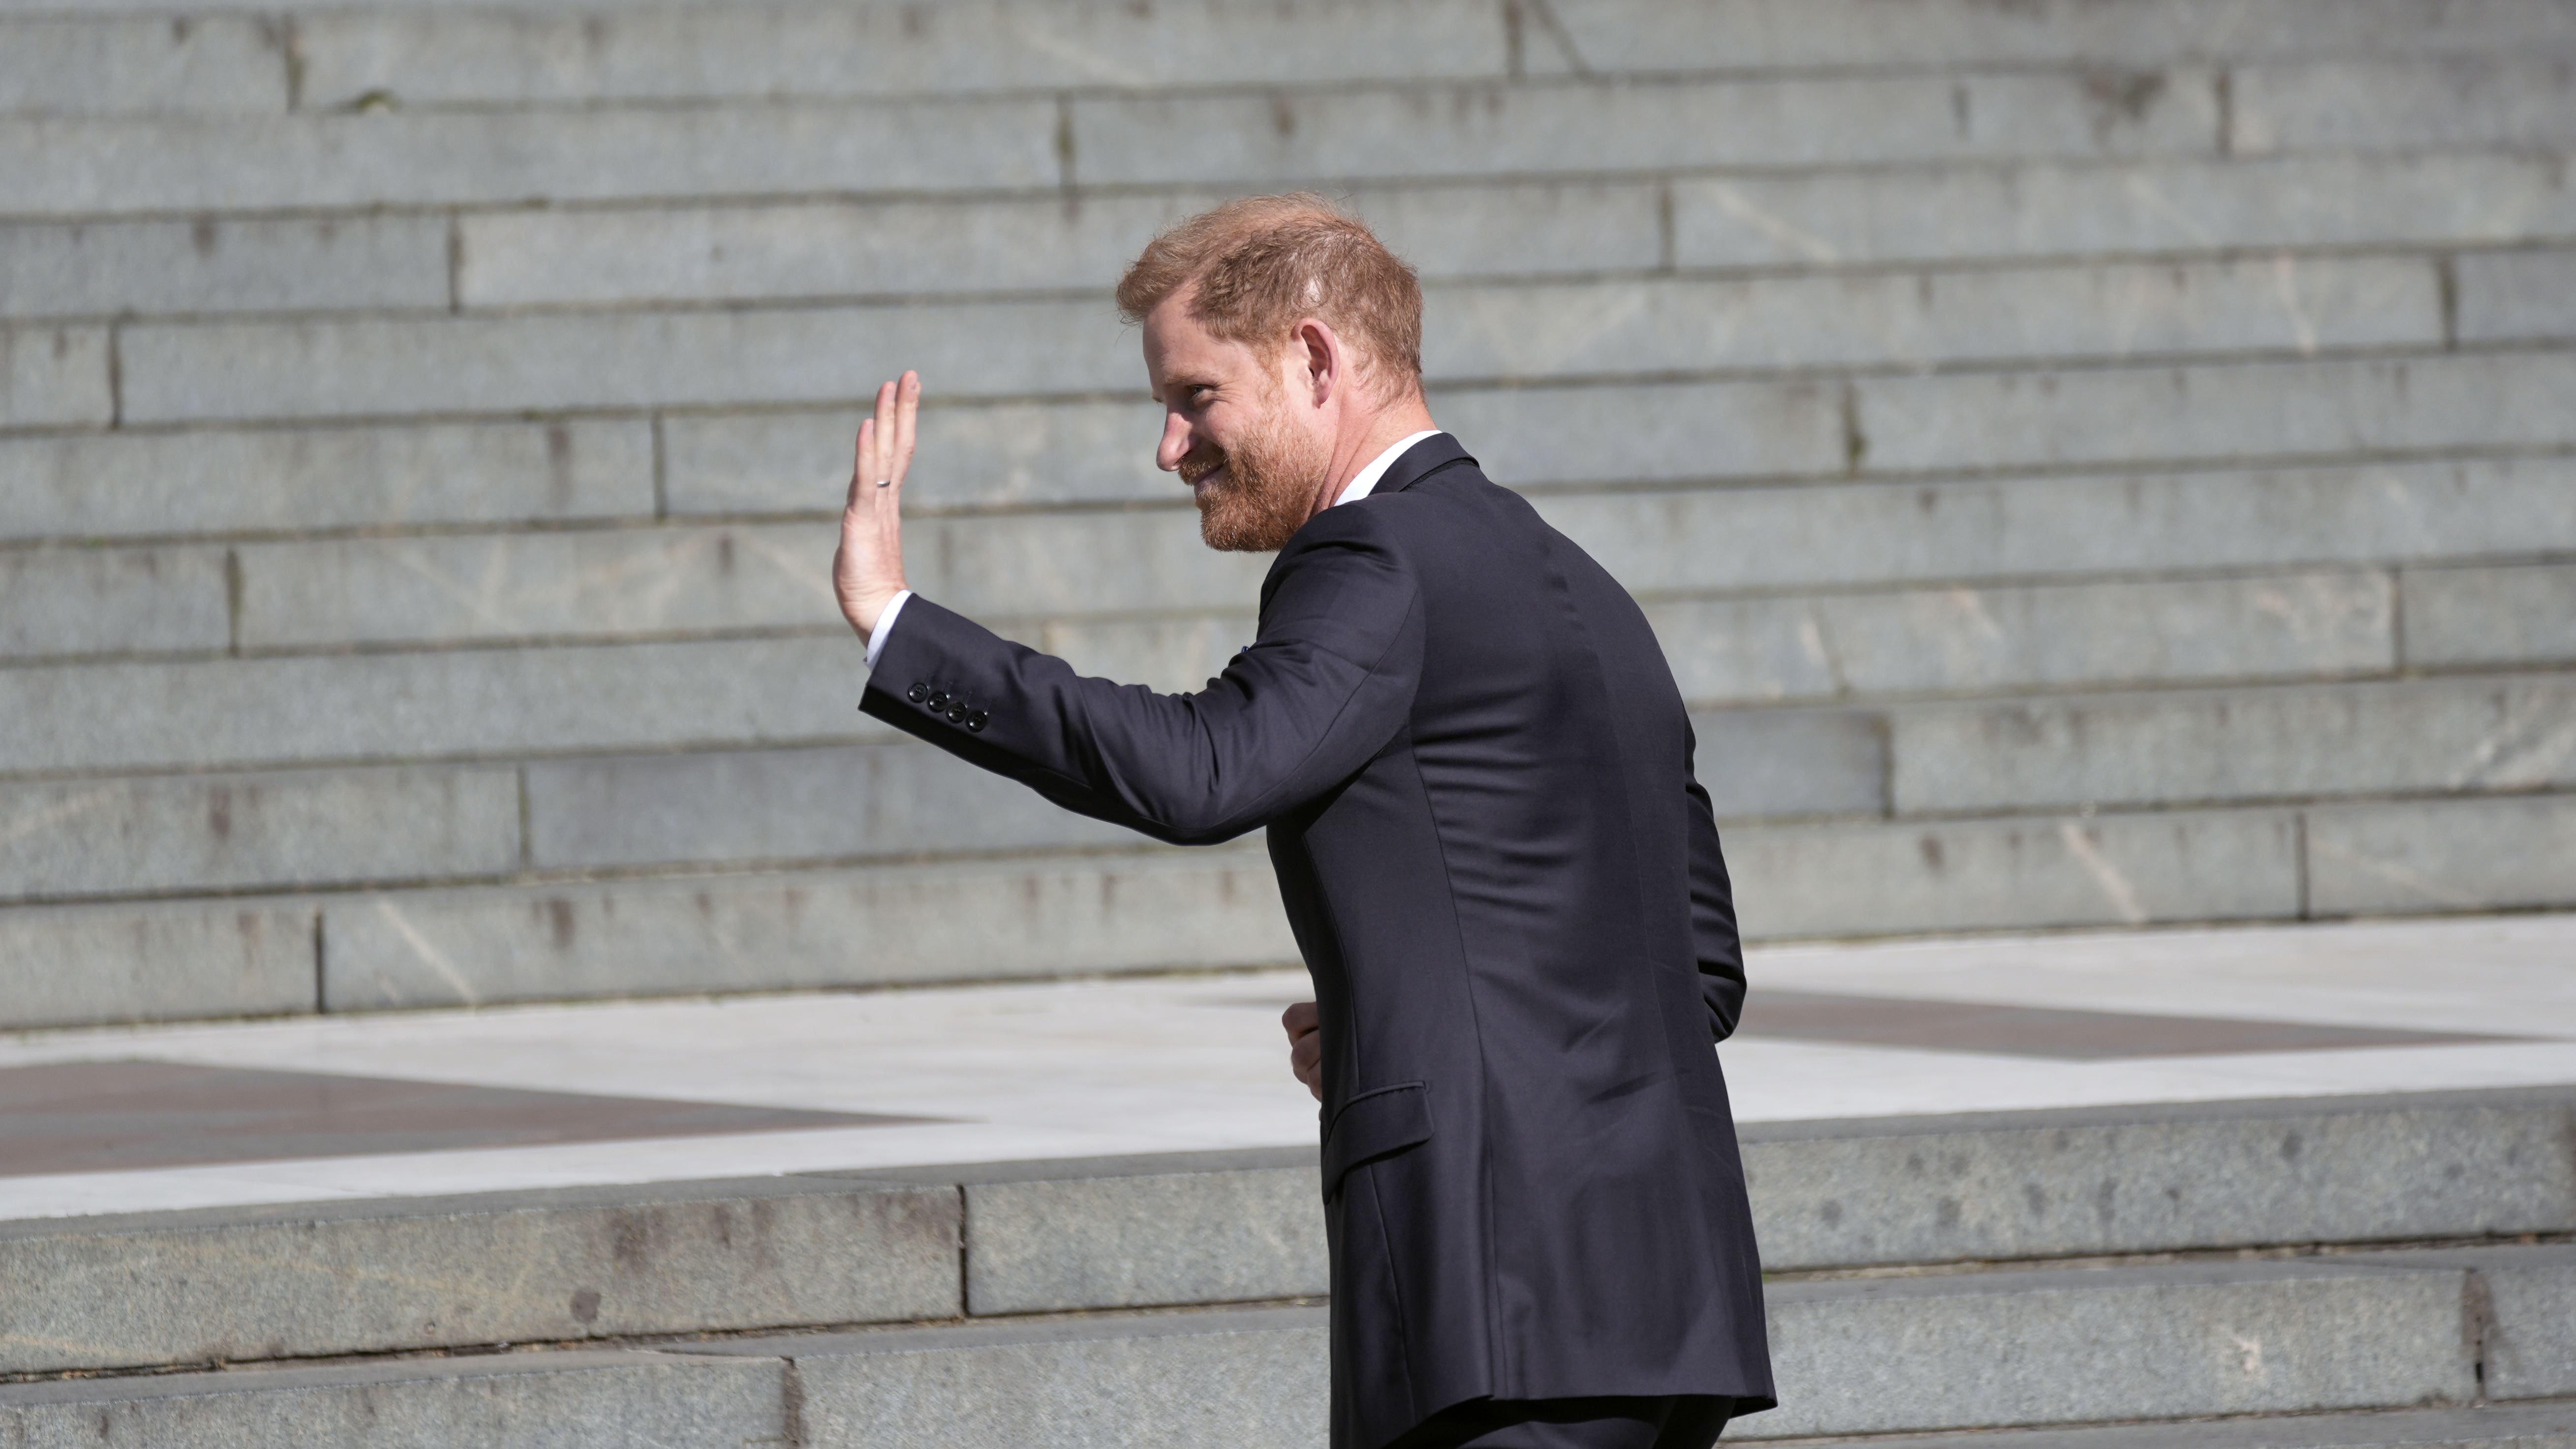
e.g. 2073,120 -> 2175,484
1331,430 -> 1444,508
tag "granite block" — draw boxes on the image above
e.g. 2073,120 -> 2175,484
1726,808 -> 2301,937
1,323 -> 110,427
0,896 -> 314,1029
698,1307 -> 1330,1449
1748,1258 -> 2474,1438
2235,57 -> 2576,154
0,1178 -> 957,1373
0,765 -> 520,899
1743,1091 -> 2576,1271
0,1350 -> 786,1448
297,0 -> 1510,108
0,637 -> 883,775
1672,154 -> 2576,269
1858,352 -> 2576,473
0,15 -> 283,116
0,213 -> 448,320
1071,70 -> 2220,186
0,542 -> 228,659
1890,676 -> 2576,814
1647,570 -> 2394,704
2306,794 -> 2576,917
2402,563 -> 2576,670
0,419 -> 653,542
319,848 -> 1295,1009
0,100 -> 1058,216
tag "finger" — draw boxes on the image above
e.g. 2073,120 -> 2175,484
890,371 -> 920,487
869,379 -> 898,484
847,420 -> 875,507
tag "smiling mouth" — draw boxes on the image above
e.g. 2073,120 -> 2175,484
1180,456 -> 1227,491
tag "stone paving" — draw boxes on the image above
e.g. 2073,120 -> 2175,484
1,911 -> 2566,1223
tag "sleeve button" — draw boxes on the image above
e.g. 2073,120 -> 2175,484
945,704 -> 969,724
906,683 -> 929,704
966,711 -> 988,732
927,691 -> 950,709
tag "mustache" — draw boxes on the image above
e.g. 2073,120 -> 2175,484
1178,445 -> 1229,487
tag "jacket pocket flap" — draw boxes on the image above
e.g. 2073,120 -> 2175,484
1322,1081 -> 1433,1199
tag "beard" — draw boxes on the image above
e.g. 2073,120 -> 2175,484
1181,404 -> 1329,553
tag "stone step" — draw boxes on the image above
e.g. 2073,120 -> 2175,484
0,846 -> 1307,1028
1739,794 -> 2576,932
11,666 -> 2561,902
0,15 -> 288,118
0,895 -> 318,1030
0,1349 -> 789,1448
1531,453 -> 2576,602
1883,673 -> 2576,816
0,1173 -> 965,1376
0,321 -> 110,429
2234,57 -> 2576,156
12,152 -> 2573,326
12,343 -> 2570,571
1743,1244 -> 2573,1438
435,156 -> 2576,313
283,0 -> 1529,113
9,56 -> 2570,219
21,531 -> 2560,702
0,636 -> 2558,839
86,251 -> 2468,427
16,0 -> 2572,119
0,418 -> 653,543
2,1347 -> 2565,1449
258,0 -> 2576,115
1791,1401 -> 2576,1448
0,635 -> 893,778
0,211 -> 454,323
2,509 -> 2437,690
19,1237 -> 2563,1445
697,1248 -> 2573,1443
1666,151 -> 2576,273
7,0 -> 2572,62
0,704 -> 2010,896
11,786 -> 2565,1025
3,351 -> 2568,546
3,1091 -> 2566,1378
1542,0 -> 2576,73
0,69 -> 2219,217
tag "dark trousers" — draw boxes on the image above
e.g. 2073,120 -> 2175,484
1391,1396 -> 1737,1449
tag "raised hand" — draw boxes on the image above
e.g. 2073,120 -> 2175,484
833,371 -> 920,640
1283,1001 -> 1322,1101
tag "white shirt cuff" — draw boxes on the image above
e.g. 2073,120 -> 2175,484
863,589 -> 914,672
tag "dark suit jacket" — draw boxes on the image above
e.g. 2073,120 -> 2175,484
862,435 -> 1775,1448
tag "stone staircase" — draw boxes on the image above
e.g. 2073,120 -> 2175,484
4,0 -> 2576,1030
4,1086 -> 2571,1444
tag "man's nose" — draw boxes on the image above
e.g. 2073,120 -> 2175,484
1155,411 -> 1192,473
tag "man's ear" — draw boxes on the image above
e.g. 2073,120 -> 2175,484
1296,319 -> 1340,405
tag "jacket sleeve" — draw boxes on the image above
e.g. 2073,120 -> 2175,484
858,504 -> 1426,847
1681,717 -> 1750,1042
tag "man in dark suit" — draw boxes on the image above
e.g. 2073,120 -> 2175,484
832,195 -> 1773,1449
